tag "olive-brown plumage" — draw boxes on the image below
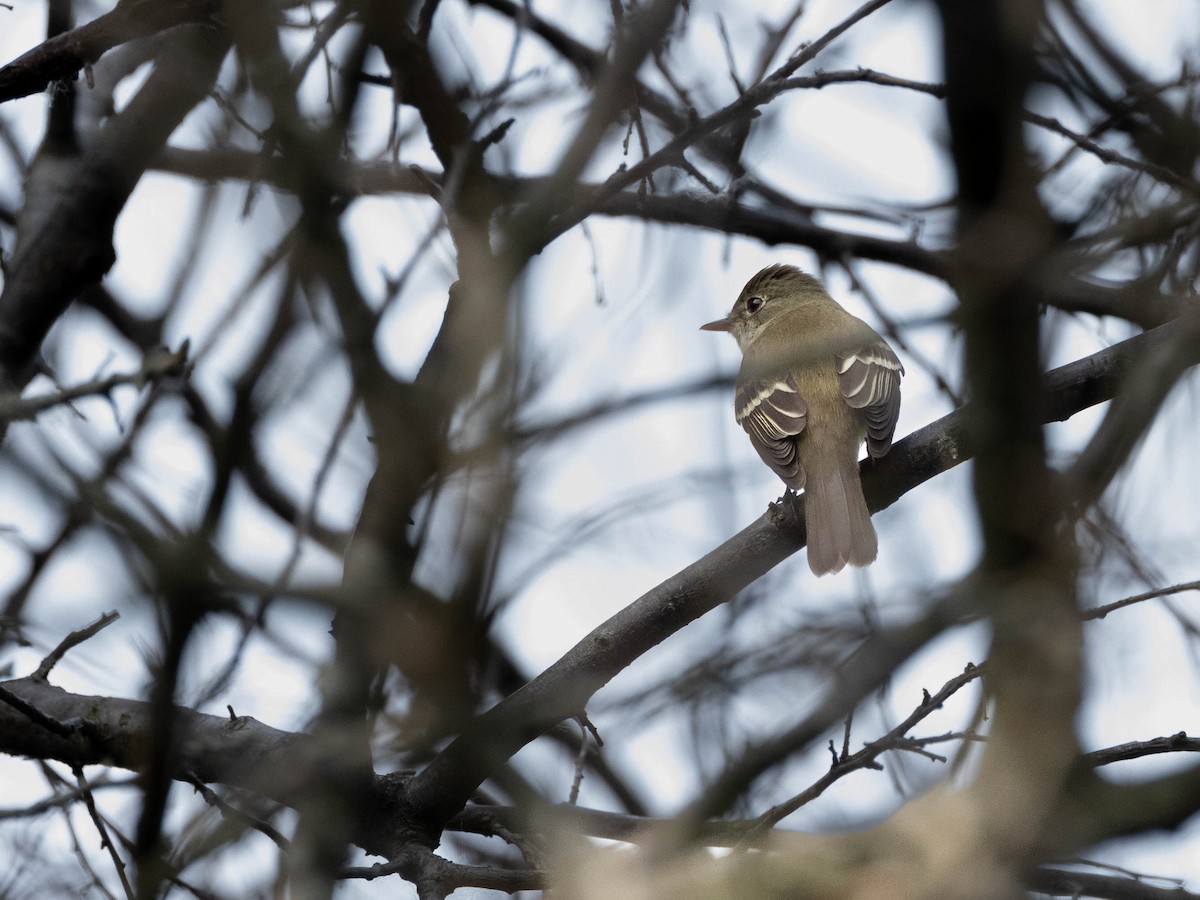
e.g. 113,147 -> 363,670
702,265 -> 903,575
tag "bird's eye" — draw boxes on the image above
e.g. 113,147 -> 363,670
746,296 -> 765,313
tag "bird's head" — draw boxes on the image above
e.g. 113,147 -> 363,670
700,264 -> 829,353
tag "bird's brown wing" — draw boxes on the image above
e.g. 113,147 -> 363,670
836,341 -> 904,458
735,375 -> 808,490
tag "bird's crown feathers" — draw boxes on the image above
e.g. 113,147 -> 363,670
740,264 -> 825,300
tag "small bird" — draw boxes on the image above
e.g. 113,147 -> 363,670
702,265 -> 903,575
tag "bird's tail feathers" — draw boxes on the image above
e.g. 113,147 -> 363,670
804,454 -> 877,576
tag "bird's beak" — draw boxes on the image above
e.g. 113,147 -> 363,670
700,316 -> 734,332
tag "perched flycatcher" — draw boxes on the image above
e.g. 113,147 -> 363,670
702,265 -> 904,575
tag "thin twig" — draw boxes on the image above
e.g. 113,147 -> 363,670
34,611 -> 121,680
1026,110 -> 1200,198
1083,732 -> 1200,768
0,775 -> 135,820
0,346 -> 188,424
74,767 -> 134,900
187,773 -> 292,851
737,661 -> 986,840
1083,580 -> 1200,621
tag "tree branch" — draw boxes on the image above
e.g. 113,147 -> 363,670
0,24 -> 226,408
403,315 -> 1200,830
0,0 -> 220,104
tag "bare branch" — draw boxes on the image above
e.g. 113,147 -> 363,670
33,611 -> 120,681
1085,580 -> 1200,621
0,0 -> 220,104
741,662 -> 986,838
0,345 -> 188,425
73,767 -> 134,900
1084,733 -> 1200,768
